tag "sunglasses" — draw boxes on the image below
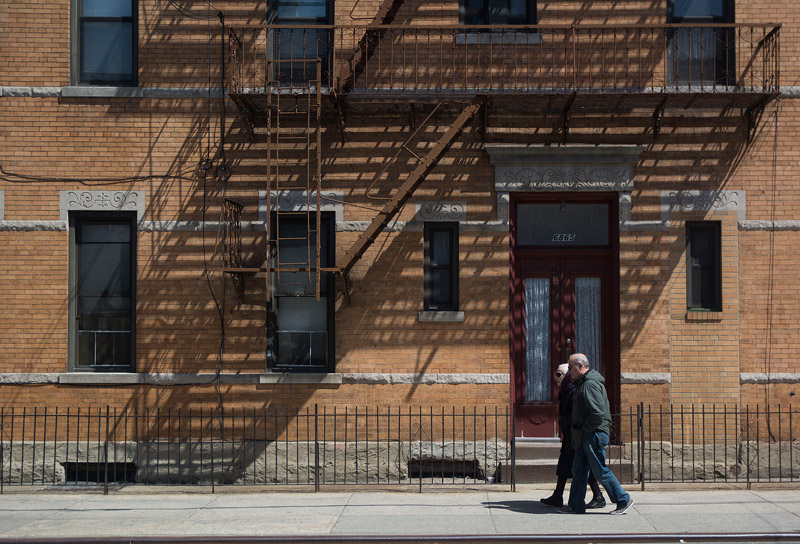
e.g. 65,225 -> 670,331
555,372 -> 565,377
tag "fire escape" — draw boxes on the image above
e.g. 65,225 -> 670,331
224,5 -> 781,360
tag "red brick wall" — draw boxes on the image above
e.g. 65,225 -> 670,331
1,0 -> 799,424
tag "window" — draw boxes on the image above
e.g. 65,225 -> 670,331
74,0 -> 137,85
516,202 -> 609,247
459,0 -> 537,25
668,0 -> 734,86
268,213 -> 334,371
424,222 -> 459,311
268,0 -> 332,86
686,221 -> 721,311
69,214 -> 136,371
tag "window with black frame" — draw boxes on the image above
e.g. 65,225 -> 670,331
268,213 -> 334,371
70,215 -> 135,371
75,0 -> 137,85
459,0 -> 536,25
686,221 -> 722,311
424,222 -> 459,312
668,0 -> 734,87
269,0 -> 332,86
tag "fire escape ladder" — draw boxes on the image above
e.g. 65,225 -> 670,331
265,61 -> 324,302
337,97 -> 483,279
338,0 -> 406,94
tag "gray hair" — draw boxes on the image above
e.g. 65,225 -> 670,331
572,353 -> 590,368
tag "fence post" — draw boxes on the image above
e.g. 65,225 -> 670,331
638,402 -> 645,491
511,405 -> 516,492
314,404 -> 319,493
746,404 -> 751,490
104,405 -> 110,495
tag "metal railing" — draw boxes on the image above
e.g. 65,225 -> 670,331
228,24 -> 780,95
1,403 -> 796,491
635,403 -> 799,488
0,405 -> 510,491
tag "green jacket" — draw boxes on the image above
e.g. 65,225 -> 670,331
570,369 -> 612,448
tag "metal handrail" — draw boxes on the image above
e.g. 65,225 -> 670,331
228,23 -> 781,95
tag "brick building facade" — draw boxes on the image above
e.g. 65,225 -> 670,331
1,0 -> 798,449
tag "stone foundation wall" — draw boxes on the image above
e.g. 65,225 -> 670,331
0,440 -> 509,486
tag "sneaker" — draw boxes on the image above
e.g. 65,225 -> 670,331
609,499 -> 634,515
540,495 -> 563,507
587,495 -> 606,509
557,505 -> 578,514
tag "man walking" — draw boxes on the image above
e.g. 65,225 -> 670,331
559,353 -> 633,515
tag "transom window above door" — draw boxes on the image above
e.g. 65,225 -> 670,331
516,202 -> 609,247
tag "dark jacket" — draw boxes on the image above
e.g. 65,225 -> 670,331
556,373 -> 576,478
558,373 -> 575,440
570,369 -> 612,448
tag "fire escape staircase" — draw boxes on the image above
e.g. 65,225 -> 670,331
222,61 -> 326,302
336,97 -> 484,288
225,18 -> 781,299
338,0 -> 406,95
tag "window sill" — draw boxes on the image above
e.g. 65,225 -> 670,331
259,373 -> 342,384
455,32 -> 542,45
685,309 -> 723,321
61,87 -> 223,99
62,86 -> 143,98
418,310 -> 465,323
57,372 -> 342,385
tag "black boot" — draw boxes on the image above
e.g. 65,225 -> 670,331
541,475 -> 567,507
540,494 -> 563,507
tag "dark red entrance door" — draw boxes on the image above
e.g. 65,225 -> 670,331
510,194 -> 620,438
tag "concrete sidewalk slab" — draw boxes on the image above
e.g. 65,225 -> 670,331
0,487 -> 797,539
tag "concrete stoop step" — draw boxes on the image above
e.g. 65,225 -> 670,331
505,438 -> 635,484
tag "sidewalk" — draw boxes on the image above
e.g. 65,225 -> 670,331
0,486 -> 798,539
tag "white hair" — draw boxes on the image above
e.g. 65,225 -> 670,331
557,363 -> 569,374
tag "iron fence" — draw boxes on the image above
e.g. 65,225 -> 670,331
1,403 -> 796,491
228,24 -> 780,95
636,403 -> 800,488
0,405 -> 510,491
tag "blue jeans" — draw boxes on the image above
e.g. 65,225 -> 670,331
568,431 -> 631,513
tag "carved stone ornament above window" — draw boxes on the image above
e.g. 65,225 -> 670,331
259,190 -> 343,222
59,190 -> 145,221
485,145 -> 645,192
660,190 -> 746,222
414,201 -> 466,222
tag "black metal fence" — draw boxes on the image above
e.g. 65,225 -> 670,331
1,404 -> 797,492
0,405 -> 510,492
635,404 -> 800,488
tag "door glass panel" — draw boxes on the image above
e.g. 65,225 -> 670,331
575,277 -> 602,375
517,203 -> 609,246
524,278 -> 551,402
